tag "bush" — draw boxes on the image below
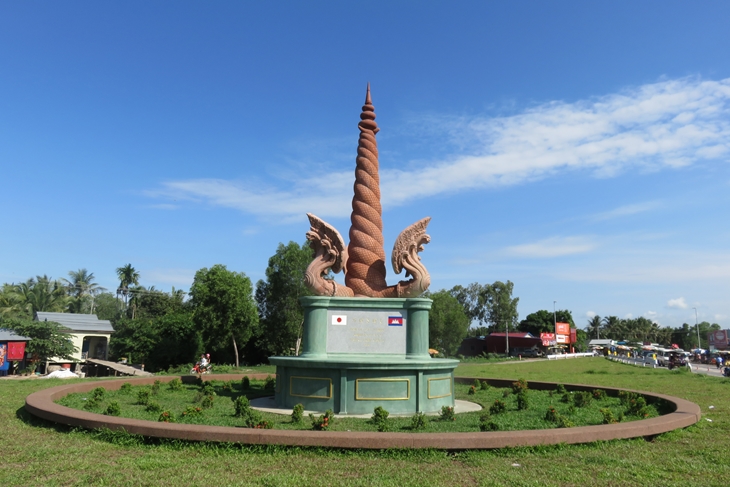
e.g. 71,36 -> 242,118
480,380 -> 490,390
516,391 -> 529,410
511,378 -> 528,394
119,383 -> 132,394
468,385 -> 477,395
242,376 -> 250,389
556,384 -> 567,394
473,379 -> 481,389
489,399 -> 507,415
83,399 -> 100,411
440,406 -> 455,421
557,416 -> 575,428
592,389 -> 606,400
145,401 -> 163,413
200,382 -> 216,396
291,403 -> 304,423
158,410 -> 176,422
91,387 -> 106,401
180,405 -> 204,419
600,407 -> 618,424
264,375 -> 276,391
136,389 -> 151,405
544,406 -> 559,423
310,410 -> 333,431
104,401 -> 121,416
502,389 -> 511,398
479,412 -> 498,431
168,378 -> 183,391
371,406 -> 390,432
410,412 -> 428,430
233,395 -> 263,427
573,391 -> 593,408
201,395 -> 215,409
151,380 -> 161,395
221,380 -> 233,392
560,393 -> 572,404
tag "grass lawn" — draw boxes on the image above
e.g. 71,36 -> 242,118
55,377 -> 659,432
1,358 -> 727,486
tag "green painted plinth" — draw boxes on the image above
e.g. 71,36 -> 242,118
269,296 -> 459,415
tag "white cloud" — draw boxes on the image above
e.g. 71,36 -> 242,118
147,76 -> 730,220
586,311 -> 596,318
504,236 -> 596,258
144,268 -> 195,289
590,201 -> 662,221
667,297 -> 688,309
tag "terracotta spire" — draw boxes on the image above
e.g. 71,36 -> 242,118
345,84 -> 387,296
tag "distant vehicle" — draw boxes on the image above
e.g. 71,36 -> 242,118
509,347 -> 543,358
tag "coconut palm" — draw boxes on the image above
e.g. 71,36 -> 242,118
116,264 -> 140,305
587,315 -> 602,339
63,269 -> 106,314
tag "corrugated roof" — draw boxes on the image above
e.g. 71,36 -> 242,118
34,312 -> 114,333
0,328 -> 30,341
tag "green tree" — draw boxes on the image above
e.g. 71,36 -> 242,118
449,280 -> 519,332
517,310 -> 555,336
63,269 -> 106,314
254,242 -> 313,359
14,276 -> 68,315
427,290 -> 470,356
5,318 -> 78,364
116,264 -> 140,306
189,264 -> 258,367
108,317 -> 158,365
145,313 -> 202,371
587,315 -> 602,339
93,292 -> 122,322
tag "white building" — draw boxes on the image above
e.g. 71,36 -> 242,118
35,312 -> 114,363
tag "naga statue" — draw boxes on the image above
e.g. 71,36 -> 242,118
304,85 -> 431,298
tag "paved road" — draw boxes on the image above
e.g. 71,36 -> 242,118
609,356 -> 728,378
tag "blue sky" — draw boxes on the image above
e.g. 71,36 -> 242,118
1,2 -> 729,329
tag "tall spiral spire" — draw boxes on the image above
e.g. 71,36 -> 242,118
345,84 -> 388,296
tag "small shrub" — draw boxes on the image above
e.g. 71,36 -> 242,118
600,407 -> 618,424
479,412 -> 498,431
83,398 -> 100,411
253,420 -> 273,429
516,391 -> 529,410
136,389 -> 151,405
371,406 -> 390,432
560,392 -> 572,404
489,399 -> 507,415
145,401 -> 163,413
573,391 -> 593,408
557,416 -> 574,428
233,396 -> 263,427
104,401 -> 121,416
556,384 -> 567,394
168,378 -> 183,391
200,382 -> 216,396
310,409 -> 334,431
181,405 -> 204,419
151,380 -> 161,395
201,395 -> 215,409
502,389 -> 511,398
567,405 -> 576,415
119,383 -> 132,394
511,378 -> 528,394
158,410 -> 176,423
473,379 -> 481,389
480,380 -> 490,390
592,389 -> 606,400
242,376 -> 250,389
468,385 -> 477,395
222,380 -> 233,392
410,412 -> 428,430
440,405 -> 455,421
291,403 -> 304,423
91,387 -> 106,401
264,375 -> 276,391
545,406 -> 559,423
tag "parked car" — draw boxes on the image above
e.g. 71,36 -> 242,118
509,347 -> 542,358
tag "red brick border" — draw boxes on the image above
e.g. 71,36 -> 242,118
24,374 -> 700,450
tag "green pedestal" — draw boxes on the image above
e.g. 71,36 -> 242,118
269,297 -> 459,415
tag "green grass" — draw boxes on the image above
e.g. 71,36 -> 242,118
56,378 -> 658,432
1,358 -> 728,486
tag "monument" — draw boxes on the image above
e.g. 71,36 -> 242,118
269,85 -> 458,415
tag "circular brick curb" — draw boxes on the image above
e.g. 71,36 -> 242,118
24,374 -> 701,450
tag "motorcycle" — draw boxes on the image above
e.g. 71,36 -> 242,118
191,363 -> 212,374
723,367 -> 730,378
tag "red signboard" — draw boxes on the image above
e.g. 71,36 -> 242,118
7,341 -> 26,360
556,322 -> 570,335
540,332 -> 556,347
709,330 -> 729,348
570,328 -> 577,344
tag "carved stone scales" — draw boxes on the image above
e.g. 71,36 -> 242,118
304,85 -> 431,298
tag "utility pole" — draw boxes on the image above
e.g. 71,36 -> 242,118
505,321 -> 510,356
693,307 -> 700,349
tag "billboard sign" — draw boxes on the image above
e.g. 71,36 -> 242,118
556,334 -> 569,344
709,330 -> 729,348
570,328 -> 577,344
540,332 -> 556,347
556,322 -> 570,335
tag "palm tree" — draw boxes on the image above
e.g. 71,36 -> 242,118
12,276 -> 68,315
63,269 -> 106,314
116,264 -> 140,306
601,316 -> 624,341
587,315 -> 602,339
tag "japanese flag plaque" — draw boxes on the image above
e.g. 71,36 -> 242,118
326,309 -> 406,354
